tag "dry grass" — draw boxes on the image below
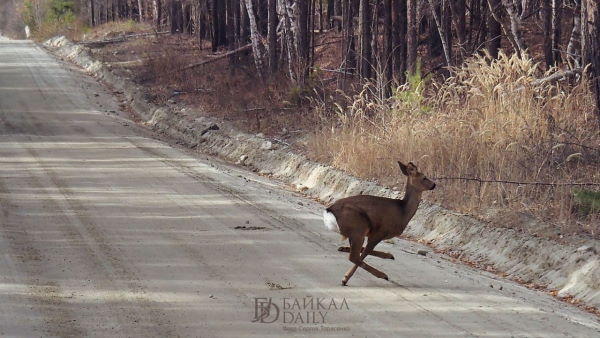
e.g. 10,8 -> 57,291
31,17 -> 87,41
81,20 -> 152,41
131,36 -> 315,136
142,45 -> 196,96
32,17 -> 150,42
309,52 -> 600,238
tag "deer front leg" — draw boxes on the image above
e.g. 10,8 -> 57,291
338,246 -> 395,259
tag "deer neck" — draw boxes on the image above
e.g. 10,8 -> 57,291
401,184 -> 422,220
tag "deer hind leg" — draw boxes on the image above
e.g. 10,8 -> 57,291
357,238 -> 388,280
337,246 -> 395,260
342,236 -> 389,286
341,235 -> 364,286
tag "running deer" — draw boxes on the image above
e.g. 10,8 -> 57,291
323,161 -> 435,285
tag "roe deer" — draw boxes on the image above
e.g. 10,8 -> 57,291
323,161 -> 435,285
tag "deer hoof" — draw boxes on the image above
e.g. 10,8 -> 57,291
337,246 -> 349,252
341,280 -> 348,286
379,273 -> 389,280
388,254 -> 395,260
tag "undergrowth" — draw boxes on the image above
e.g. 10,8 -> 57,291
309,52 -> 600,237
21,0 -> 87,41
82,20 -> 151,41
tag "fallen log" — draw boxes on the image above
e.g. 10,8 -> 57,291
181,44 -> 252,71
79,31 -> 170,47
143,43 -> 253,81
510,68 -> 584,93
531,68 -> 582,86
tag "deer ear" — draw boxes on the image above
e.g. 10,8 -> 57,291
398,161 -> 409,176
403,162 -> 418,175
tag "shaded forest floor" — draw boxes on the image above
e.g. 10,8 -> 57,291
88,31 -> 321,140
81,22 -> 600,244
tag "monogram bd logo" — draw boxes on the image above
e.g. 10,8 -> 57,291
252,297 -> 349,324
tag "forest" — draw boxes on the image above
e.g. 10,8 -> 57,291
15,0 -> 600,236
18,1 -> 599,111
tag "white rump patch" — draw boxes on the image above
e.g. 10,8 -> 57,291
323,210 -> 339,233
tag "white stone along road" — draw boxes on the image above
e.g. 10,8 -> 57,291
1,38 -> 600,337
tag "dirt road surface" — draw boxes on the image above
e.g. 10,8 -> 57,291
1,38 -> 600,337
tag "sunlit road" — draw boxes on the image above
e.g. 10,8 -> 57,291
1,38 -> 599,337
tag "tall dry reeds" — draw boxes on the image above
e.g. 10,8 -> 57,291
310,52 -> 600,237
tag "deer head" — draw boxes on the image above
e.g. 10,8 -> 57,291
398,161 -> 436,192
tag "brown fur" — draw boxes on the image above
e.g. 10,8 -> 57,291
326,161 -> 435,285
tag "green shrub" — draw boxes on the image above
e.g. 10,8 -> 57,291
21,0 -> 80,40
574,190 -> 600,215
391,60 -> 431,115
47,0 -> 74,21
286,68 -> 322,106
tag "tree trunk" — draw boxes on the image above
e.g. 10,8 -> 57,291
333,0 -> 342,30
218,0 -> 227,44
392,0 -> 407,82
128,0 -> 134,20
358,0 -> 372,78
543,0 -> 554,67
370,0 -> 378,72
183,3 -> 192,34
428,0 -> 452,67
152,0 -> 161,29
297,0 -> 310,82
567,0 -> 581,68
582,0 -> 600,125
280,0 -> 298,81
171,0 -> 182,33
310,0 -> 316,67
258,0 -> 268,35
319,0 -> 323,31
442,0 -> 452,64
137,0 -> 143,21
244,0 -> 267,78
90,0 -> 95,26
240,0 -> 249,42
233,0 -> 241,45
551,0 -> 562,64
267,0 -> 277,73
500,0 -> 527,56
327,0 -> 334,28
119,0 -> 125,20
428,7 -> 442,58
341,0 -> 357,84
406,0 -> 418,75
487,0 -> 501,58
489,0 -> 526,55
197,1 -> 207,44
450,0 -> 466,54
383,0 -> 393,92
211,0 -> 227,50
226,0 -> 235,45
